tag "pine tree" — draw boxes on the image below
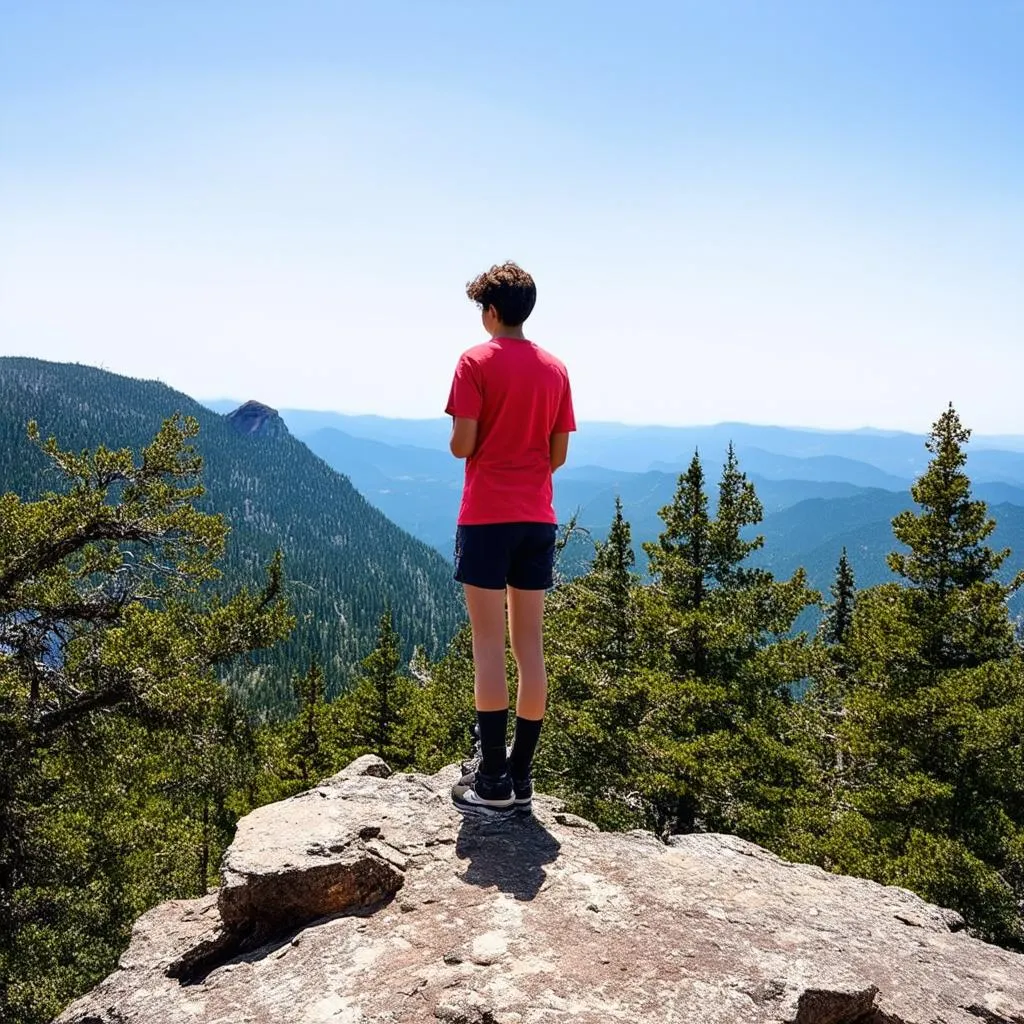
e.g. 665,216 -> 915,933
820,548 -> 856,649
822,405 -> 1024,946
284,661 -> 332,788
637,446 -> 817,838
888,403 -> 1018,670
331,607 -> 417,769
709,442 -> 765,586
405,624 -> 477,772
644,451 -> 710,616
588,497 -> 637,671
643,452 -> 714,678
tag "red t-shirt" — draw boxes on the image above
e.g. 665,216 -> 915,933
445,337 -> 576,525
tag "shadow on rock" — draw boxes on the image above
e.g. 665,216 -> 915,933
455,815 -> 561,901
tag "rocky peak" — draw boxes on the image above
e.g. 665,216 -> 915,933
56,757 -> 1024,1023
225,400 -> 289,439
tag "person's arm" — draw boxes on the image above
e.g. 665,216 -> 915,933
550,374 -> 576,472
445,354 -> 483,459
450,416 -> 479,459
550,431 -> 570,471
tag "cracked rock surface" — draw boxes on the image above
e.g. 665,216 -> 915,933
55,755 -> 1024,1023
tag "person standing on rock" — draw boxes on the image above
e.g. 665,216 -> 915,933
445,262 -> 576,815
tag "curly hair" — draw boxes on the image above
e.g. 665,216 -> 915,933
465,262 -> 537,327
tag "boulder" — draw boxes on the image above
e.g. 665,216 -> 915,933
55,763 -> 1024,1023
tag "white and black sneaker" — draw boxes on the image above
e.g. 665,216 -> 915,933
511,775 -> 533,815
451,769 -> 515,815
459,722 -> 534,815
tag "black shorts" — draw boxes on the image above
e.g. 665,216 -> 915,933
454,522 -> 557,591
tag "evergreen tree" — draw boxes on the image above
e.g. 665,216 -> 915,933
637,446 -> 817,838
815,405 -> 1024,946
582,497 -> 638,671
709,442 -> 765,586
820,548 -> 857,649
888,403 -> 1018,670
643,452 -> 712,677
645,452 -> 710,615
331,607 -> 417,769
406,624 -> 477,772
281,661 -> 333,789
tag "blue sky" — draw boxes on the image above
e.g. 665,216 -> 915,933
1,1 -> 1021,431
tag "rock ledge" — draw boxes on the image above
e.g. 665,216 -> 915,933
56,757 -> 1024,1024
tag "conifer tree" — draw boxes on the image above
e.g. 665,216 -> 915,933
823,405 -> 1024,946
282,661 -> 332,788
643,452 -> 714,678
405,624 -> 477,771
820,548 -> 856,649
638,446 -> 817,837
644,452 -> 710,615
0,417 -> 293,1024
709,442 -> 765,586
588,497 -> 637,671
331,607 -> 417,769
888,403 -> 1018,670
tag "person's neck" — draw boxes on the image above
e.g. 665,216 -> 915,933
490,324 -> 527,340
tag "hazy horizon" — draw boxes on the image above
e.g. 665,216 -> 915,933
199,392 -> 1024,442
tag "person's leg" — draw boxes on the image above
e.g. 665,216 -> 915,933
505,523 -> 556,793
463,583 -> 509,714
507,585 -> 547,785
451,583 -> 514,812
462,584 -> 511,781
507,586 -> 547,721
451,527 -> 515,813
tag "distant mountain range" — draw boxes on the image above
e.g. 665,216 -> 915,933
202,401 -> 1024,474
0,360 -> 465,712
201,399 -> 1024,622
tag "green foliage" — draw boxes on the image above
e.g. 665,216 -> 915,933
405,624 -> 477,772
0,417 -> 294,1024
417,415 -> 1024,947
0,357 -> 463,714
328,608 -> 419,770
464,450 -> 821,843
796,405 -> 1024,947
274,661 -> 335,791
820,548 -> 856,649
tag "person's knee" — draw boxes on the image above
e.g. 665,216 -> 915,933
510,632 -> 543,664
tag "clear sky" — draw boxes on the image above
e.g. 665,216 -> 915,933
1,1 -> 1021,432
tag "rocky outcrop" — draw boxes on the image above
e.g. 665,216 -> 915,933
225,400 -> 289,438
56,756 -> 1024,1023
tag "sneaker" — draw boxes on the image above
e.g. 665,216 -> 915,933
511,774 -> 533,815
461,721 -> 534,814
451,769 -> 515,816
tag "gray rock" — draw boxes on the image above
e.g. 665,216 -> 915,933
320,753 -> 393,785
55,763 -> 1024,1024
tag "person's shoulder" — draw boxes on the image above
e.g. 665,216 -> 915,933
531,341 -> 570,376
457,340 -> 499,365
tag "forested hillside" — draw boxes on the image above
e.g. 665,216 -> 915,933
0,357 -> 463,710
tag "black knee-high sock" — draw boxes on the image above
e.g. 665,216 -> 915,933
509,716 -> 543,779
476,709 -> 509,776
